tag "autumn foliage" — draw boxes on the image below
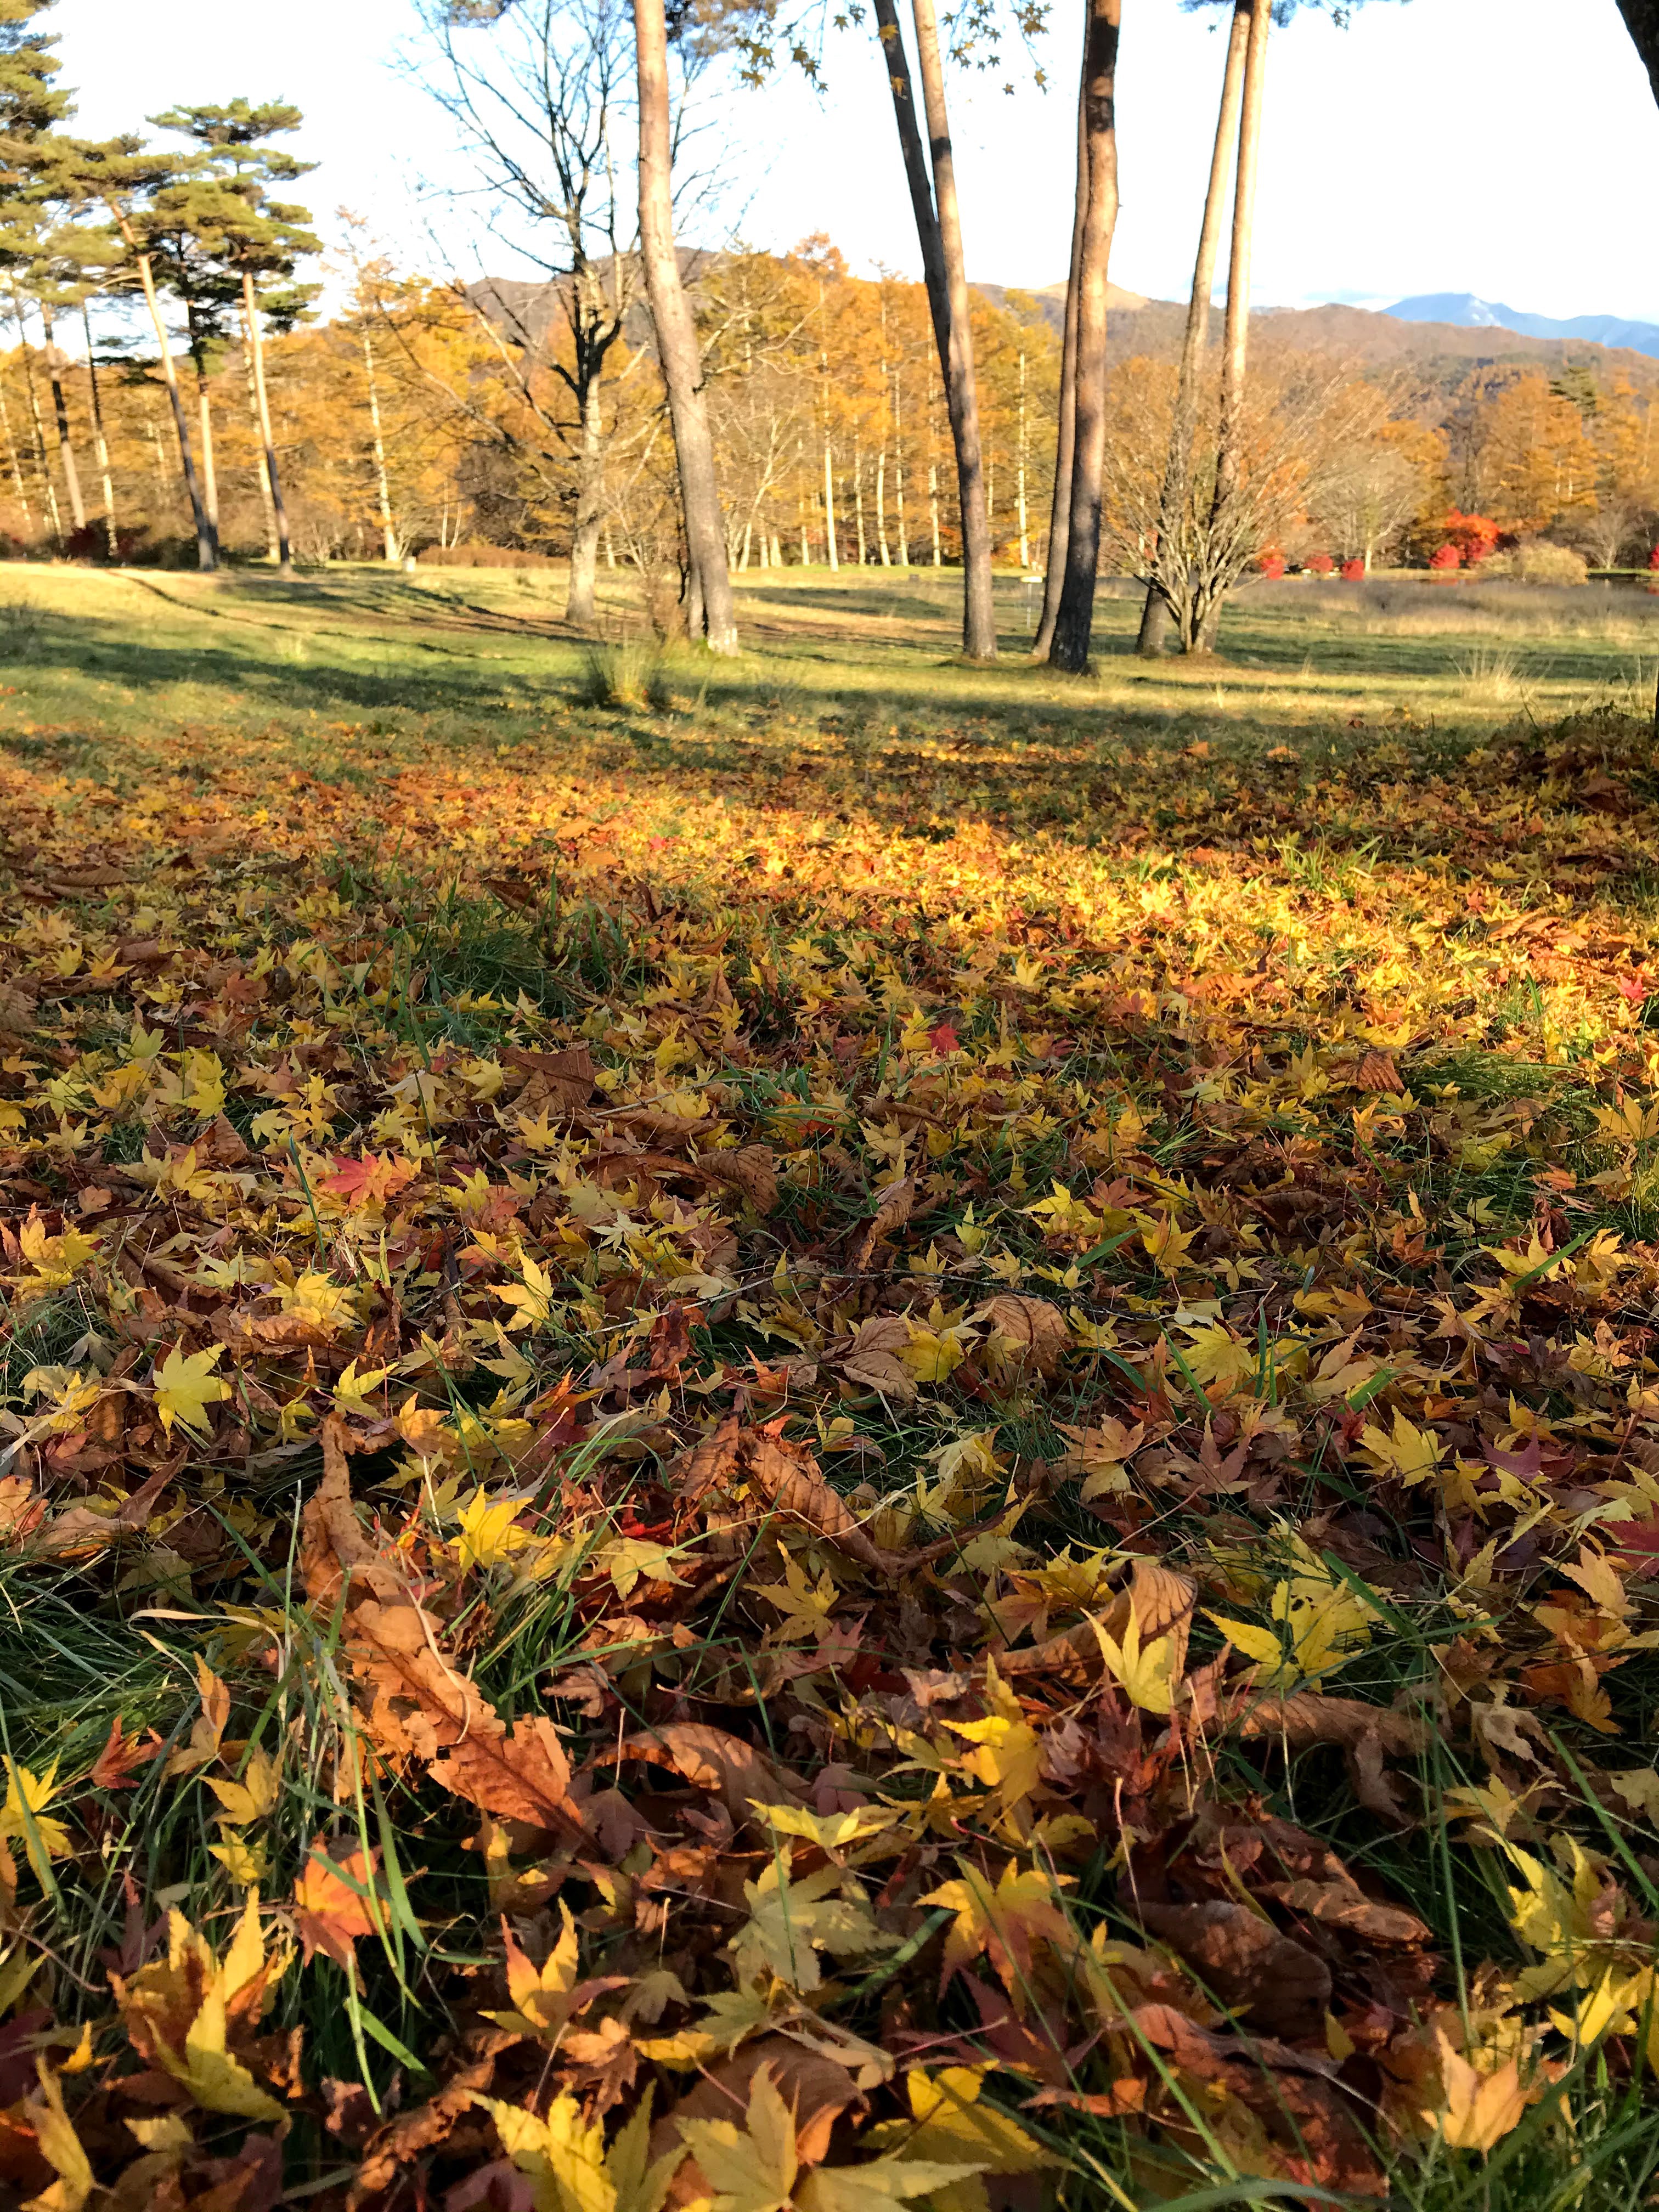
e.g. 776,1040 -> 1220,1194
5,611 -> 1659,2203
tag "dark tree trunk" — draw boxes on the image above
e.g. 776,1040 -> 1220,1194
1034,60 -> 1086,662
910,0 -> 995,657
1616,2 -> 1659,731
38,303 -> 86,534
873,0 -> 995,658
1137,0 -> 1249,657
633,0 -> 737,652
1048,0 -> 1122,676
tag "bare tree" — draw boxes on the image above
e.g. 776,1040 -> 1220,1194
1136,0 -> 1248,655
1047,0 -> 1122,674
1311,441 -> 1422,571
1104,348 -> 1378,648
424,0 -> 652,624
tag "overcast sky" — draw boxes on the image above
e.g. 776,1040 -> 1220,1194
55,0 -> 1659,324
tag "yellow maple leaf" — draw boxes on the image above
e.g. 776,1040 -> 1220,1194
154,1343 -> 230,1437
1089,1597 -> 1176,1714
676,2067 -> 798,2212
495,1255 -> 555,1331
454,1488 -> 533,1573
0,1760 -> 71,1885
1425,2032 -> 1528,2153
24,2059 -> 94,2212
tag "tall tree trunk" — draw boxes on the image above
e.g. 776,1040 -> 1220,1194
909,0 -> 996,655
872,0 -> 951,372
1611,2 -> 1659,732
38,304 -> 85,534
1049,0 -> 1123,676
633,0 -> 737,652
1034,61 -> 1086,659
823,432 -> 838,569
241,273 -> 292,575
242,326 -> 280,562
876,442 -> 891,565
81,302 -> 117,560
360,323 -> 398,562
567,374 -> 605,625
106,216 -> 215,570
1196,0 -> 1271,655
0,377 -> 32,531
1137,0 -> 1248,657
11,286 -> 60,545
1016,348 -> 1029,570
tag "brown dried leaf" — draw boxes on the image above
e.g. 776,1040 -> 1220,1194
839,1314 -> 920,1407
975,1294 -> 1069,1380
1136,1901 -> 1331,2038
698,1143 -> 778,1215
1235,1694 -> 1426,1756
855,1176 -> 916,1266
613,1720 -> 803,1820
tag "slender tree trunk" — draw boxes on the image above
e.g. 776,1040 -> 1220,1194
81,302 -> 117,560
929,460 -> 941,564
0,378 -> 32,532
823,428 -> 838,569
38,304 -> 86,534
876,444 -> 891,564
1137,0 -> 1248,657
567,374 -> 605,624
893,364 -> 910,566
196,377 -> 218,534
855,443 -> 867,565
107,222 -> 215,569
633,0 -> 737,652
1197,0 -> 1271,655
241,273 -> 292,575
1016,348 -> 1030,569
360,323 -> 398,562
1034,61 -> 1086,659
909,0 -> 995,653
1050,0 -> 1124,675
12,286 -> 60,546
242,327 -> 280,561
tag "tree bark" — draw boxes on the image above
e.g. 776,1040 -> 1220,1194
106,217 -> 216,570
633,0 -> 737,652
1137,0 -> 1248,657
242,273 -> 292,575
872,0 -> 951,370
1197,0 -> 1271,654
909,0 -> 996,656
1617,1 -> 1659,104
38,304 -> 85,534
0,379 -> 32,531
1613,1 -> 1659,730
1048,0 -> 1123,676
567,373 -> 605,624
81,301 -> 117,560
11,286 -> 60,545
360,323 -> 398,562
1034,60 -> 1086,661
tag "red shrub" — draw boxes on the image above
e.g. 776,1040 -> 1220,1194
1647,545 -> 1659,571
1256,546 -> 1286,579
1441,509 -> 1500,566
1340,558 -> 1365,580
1305,551 -> 1335,577
1429,543 -> 1462,572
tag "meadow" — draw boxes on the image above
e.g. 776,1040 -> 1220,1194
6,562 -> 1659,2209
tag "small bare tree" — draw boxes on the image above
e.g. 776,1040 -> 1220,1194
1104,348 -> 1378,650
420,0 -> 656,625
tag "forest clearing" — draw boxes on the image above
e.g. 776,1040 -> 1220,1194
7,566 -> 1659,2204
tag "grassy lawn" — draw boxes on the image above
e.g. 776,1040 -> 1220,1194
5,562 -> 1659,2209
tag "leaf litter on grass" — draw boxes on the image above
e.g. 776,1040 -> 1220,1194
4,693 -> 1659,2205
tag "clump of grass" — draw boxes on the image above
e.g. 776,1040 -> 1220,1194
574,636 -> 671,710
1456,642 -> 1525,701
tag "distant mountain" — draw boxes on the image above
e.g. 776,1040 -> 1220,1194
1387,291 -> 1659,359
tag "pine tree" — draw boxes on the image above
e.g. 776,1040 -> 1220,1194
148,102 -> 317,574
